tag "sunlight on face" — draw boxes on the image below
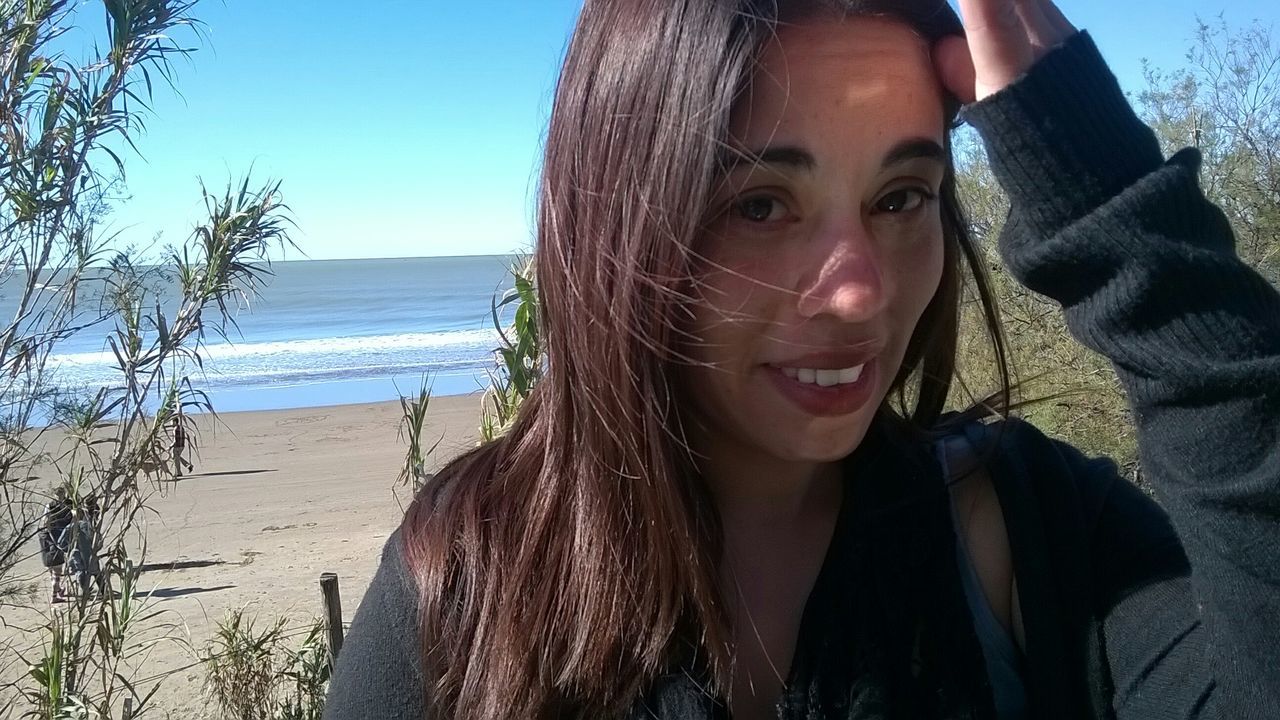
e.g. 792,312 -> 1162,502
683,17 -> 948,467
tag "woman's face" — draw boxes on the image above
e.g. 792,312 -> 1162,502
684,17 -> 948,466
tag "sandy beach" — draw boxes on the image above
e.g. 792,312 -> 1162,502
1,393 -> 483,718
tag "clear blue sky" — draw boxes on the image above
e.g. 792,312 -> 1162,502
104,0 -> 1278,261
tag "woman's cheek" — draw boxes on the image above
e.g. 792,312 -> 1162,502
698,235 -> 783,307
886,221 -> 945,296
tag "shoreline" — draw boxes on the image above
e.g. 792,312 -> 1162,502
18,375 -> 491,432
196,370 -> 492,416
201,390 -> 484,420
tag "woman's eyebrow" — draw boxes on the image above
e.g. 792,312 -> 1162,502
717,139 -> 943,174
881,138 -> 946,169
719,146 -> 816,173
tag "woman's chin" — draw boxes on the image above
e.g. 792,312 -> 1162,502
750,388 -> 881,463
755,411 -> 876,464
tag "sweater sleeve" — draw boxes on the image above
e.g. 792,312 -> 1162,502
963,31 -> 1280,716
323,531 -> 428,720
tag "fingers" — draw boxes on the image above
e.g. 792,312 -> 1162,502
1013,0 -> 1057,51
1037,0 -> 1078,40
948,0 -> 1079,102
955,0 -> 1023,37
932,35 -> 978,105
957,0 -> 1073,43
954,0 -> 1035,99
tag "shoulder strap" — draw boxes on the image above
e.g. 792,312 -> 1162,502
942,419 -> 1104,719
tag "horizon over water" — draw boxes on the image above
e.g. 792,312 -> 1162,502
24,255 -> 520,415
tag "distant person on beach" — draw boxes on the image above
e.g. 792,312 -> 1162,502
171,413 -> 193,478
39,486 -> 73,603
59,494 -> 104,600
326,1 -> 1280,718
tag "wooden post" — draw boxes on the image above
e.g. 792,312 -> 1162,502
320,572 -> 345,670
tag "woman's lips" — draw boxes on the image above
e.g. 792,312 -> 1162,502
764,357 -> 878,417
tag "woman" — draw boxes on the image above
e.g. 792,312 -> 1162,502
326,0 -> 1279,718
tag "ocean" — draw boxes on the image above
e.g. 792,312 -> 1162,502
18,256 -> 519,414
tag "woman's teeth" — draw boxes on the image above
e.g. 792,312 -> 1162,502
779,364 -> 864,387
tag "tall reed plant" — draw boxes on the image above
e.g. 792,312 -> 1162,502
396,377 -> 440,493
0,2 -> 295,716
480,258 -> 541,442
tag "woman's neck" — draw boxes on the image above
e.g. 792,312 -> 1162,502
698,436 -> 846,717
699,438 -> 843,540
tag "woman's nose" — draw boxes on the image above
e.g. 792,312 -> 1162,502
796,217 -> 887,322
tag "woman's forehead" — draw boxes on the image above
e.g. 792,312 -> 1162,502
732,18 -> 944,146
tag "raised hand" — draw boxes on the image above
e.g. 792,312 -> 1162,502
933,0 -> 1077,104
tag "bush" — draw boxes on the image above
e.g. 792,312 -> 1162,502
203,610 -> 328,720
948,16 -> 1280,488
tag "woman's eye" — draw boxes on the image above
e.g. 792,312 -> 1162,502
874,188 -> 934,214
732,196 -> 788,223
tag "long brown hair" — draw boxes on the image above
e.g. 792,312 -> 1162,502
402,1 -> 1010,717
